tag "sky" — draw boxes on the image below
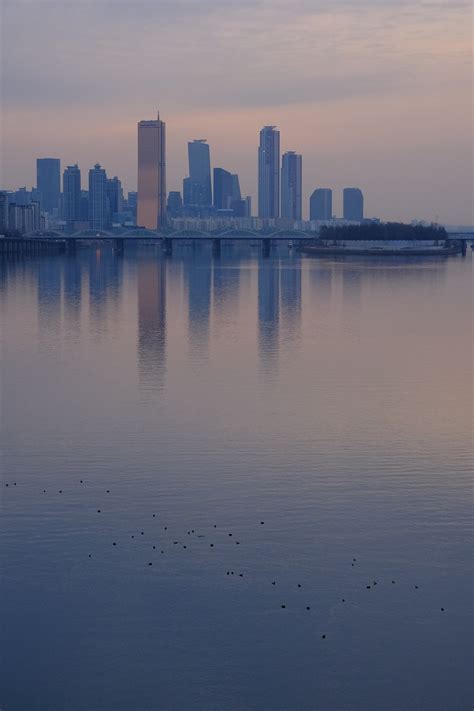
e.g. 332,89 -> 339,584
1,0 -> 472,223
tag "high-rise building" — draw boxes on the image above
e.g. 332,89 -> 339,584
232,175 -> 241,202
281,151 -> 302,220
36,158 -> 61,214
245,196 -> 252,218
127,191 -> 137,221
88,164 -> 108,230
63,164 -> 81,229
213,168 -> 233,210
258,126 -> 280,219
107,177 -> 123,220
80,191 -> 89,222
167,191 -> 183,218
310,188 -> 333,221
137,113 -> 166,229
186,139 -> 212,208
0,191 -> 9,233
343,188 -> 364,221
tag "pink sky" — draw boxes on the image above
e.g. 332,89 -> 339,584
1,0 -> 472,223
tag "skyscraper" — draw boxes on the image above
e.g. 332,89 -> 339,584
310,188 -> 333,221
281,151 -> 302,220
258,126 -> 280,219
186,139 -> 212,208
63,164 -> 81,230
106,176 -> 123,220
167,191 -> 182,218
0,191 -> 9,233
36,158 -> 60,214
137,113 -> 166,229
343,188 -> 364,221
88,164 -> 108,230
213,168 -> 234,210
231,175 -> 241,202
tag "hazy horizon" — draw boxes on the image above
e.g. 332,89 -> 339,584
1,0 -> 472,222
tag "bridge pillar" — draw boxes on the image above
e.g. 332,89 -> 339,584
67,238 -> 77,255
262,239 -> 271,258
163,237 -> 173,254
114,238 -> 124,256
212,238 -> 221,257
461,241 -> 467,256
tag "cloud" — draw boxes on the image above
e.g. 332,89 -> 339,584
1,0 -> 470,111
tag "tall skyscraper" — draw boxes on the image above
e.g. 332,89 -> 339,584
88,164 -> 108,230
213,168 -> 234,210
63,164 -> 81,230
281,151 -> 302,220
343,188 -> 364,221
258,126 -> 280,219
186,139 -> 212,208
137,113 -> 166,229
310,188 -> 333,221
36,158 -> 60,214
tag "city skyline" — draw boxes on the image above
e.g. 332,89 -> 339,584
1,0 -> 471,224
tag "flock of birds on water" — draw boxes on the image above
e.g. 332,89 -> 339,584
3,479 -> 448,641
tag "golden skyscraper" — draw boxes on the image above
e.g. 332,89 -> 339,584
137,113 -> 166,229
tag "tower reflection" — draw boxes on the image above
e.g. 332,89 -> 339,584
88,248 -> 123,334
137,257 -> 167,390
212,251 -> 241,322
37,258 -> 62,332
280,258 -> 302,344
184,245 -> 212,363
63,256 -> 82,331
258,257 -> 280,372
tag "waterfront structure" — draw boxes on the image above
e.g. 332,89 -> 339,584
36,158 -> 61,214
213,168 -> 233,210
63,164 -> 81,230
185,140 -> 212,208
310,189 -> 333,221
137,113 -> 166,229
7,201 -> 41,233
258,126 -> 280,218
343,188 -> 364,221
281,151 -> 302,220
88,164 -> 108,230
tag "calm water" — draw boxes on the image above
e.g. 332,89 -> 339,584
1,245 -> 472,711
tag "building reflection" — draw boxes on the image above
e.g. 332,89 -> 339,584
184,246 -> 212,362
63,256 -> 82,330
88,248 -> 123,333
280,259 -> 302,342
258,258 -> 280,372
212,252 -> 241,321
137,258 -> 167,390
37,258 -> 62,332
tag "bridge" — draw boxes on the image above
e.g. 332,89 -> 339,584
1,227 -> 472,257
1,227 -> 316,257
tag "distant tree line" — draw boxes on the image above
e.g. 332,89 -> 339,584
320,222 -> 448,241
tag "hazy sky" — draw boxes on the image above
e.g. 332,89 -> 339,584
1,0 -> 472,222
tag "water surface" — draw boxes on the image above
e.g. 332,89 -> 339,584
1,245 -> 472,710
